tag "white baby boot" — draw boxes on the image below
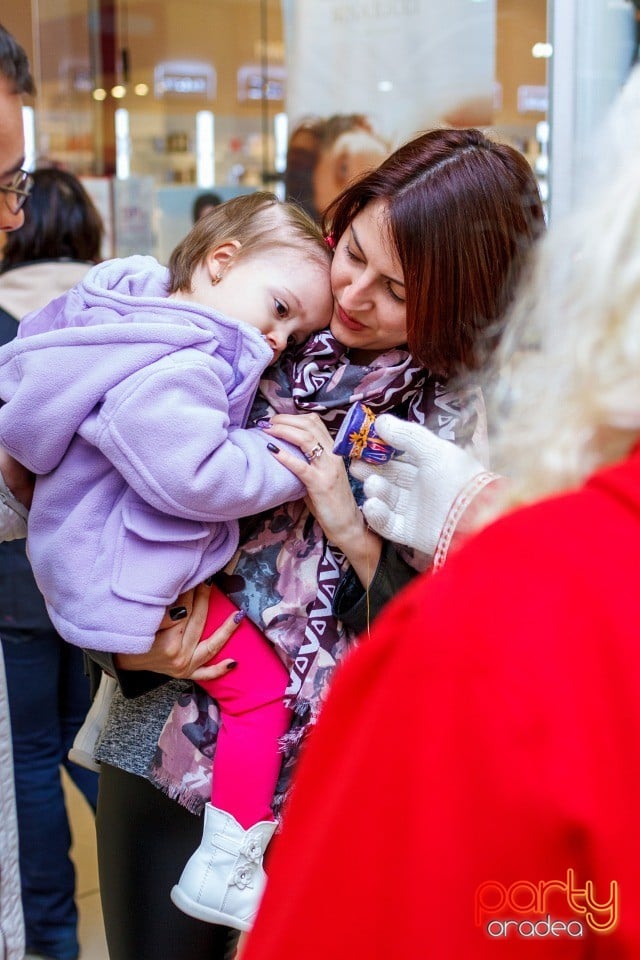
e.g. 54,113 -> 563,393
68,672 -> 117,773
170,803 -> 277,931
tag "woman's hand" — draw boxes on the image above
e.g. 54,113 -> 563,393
114,583 -> 238,684
0,447 -> 34,509
264,413 -> 361,546
0,447 -> 33,542
264,413 -> 383,586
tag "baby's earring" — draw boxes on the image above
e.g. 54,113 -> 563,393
211,273 -> 222,286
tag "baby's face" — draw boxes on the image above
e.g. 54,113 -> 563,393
207,246 -> 333,361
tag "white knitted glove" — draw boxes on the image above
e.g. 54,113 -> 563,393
349,414 -> 487,556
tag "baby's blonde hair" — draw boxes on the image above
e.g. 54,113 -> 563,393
489,66 -> 640,507
168,191 -> 330,294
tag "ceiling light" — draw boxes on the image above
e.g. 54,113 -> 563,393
532,42 -> 553,59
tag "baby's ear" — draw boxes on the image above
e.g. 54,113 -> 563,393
205,240 -> 242,281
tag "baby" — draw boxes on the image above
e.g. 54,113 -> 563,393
0,191 -> 333,931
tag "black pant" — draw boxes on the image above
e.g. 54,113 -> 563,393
96,763 -> 239,960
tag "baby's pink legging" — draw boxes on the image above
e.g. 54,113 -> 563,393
198,586 -> 292,830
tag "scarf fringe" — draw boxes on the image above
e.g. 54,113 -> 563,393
290,698 -> 312,718
278,716 -> 316,753
151,769 -> 207,816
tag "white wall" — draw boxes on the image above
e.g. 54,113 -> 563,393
548,0 -> 636,219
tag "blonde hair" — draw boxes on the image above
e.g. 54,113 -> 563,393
168,191 -> 330,293
489,68 -> 640,507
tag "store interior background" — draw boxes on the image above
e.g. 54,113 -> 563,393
4,1 -> 639,261
1,3 -> 639,959
4,0 -> 550,263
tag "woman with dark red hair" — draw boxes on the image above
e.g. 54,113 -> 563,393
84,128 -> 544,960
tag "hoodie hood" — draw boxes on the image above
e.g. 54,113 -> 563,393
0,255 -> 273,474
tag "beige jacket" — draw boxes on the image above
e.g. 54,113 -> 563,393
0,647 -> 24,960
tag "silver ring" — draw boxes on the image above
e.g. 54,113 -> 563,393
306,442 -> 324,462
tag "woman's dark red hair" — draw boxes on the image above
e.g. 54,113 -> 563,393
324,128 -> 545,377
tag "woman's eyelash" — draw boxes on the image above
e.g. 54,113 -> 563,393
345,242 -> 404,302
386,283 -> 404,304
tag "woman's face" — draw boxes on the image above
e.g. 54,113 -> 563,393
330,199 -> 408,362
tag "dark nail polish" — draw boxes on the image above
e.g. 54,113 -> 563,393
233,610 -> 245,624
169,605 -> 188,621
204,575 -> 215,586
267,442 -> 280,453
226,660 -> 239,671
255,419 -> 272,429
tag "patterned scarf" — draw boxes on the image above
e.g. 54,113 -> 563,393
149,329 -> 485,814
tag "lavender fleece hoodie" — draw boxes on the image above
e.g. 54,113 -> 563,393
0,255 -> 305,653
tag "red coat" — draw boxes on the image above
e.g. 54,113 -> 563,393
244,447 -> 640,958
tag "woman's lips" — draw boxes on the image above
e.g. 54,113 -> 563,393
336,304 -> 366,331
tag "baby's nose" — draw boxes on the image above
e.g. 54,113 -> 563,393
265,330 -> 288,357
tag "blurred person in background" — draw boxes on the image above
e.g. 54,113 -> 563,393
0,22 -> 33,544
192,191 -> 223,223
0,20 -> 36,960
0,166 -> 103,960
285,114 -> 389,222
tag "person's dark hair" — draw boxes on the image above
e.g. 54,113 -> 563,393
192,191 -> 222,223
169,191 -> 330,293
319,115 -> 379,148
0,23 -> 35,95
0,168 -> 103,270
324,128 -> 545,377
284,120 -> 323,219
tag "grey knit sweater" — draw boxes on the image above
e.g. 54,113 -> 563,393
95,677 -> 191,782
